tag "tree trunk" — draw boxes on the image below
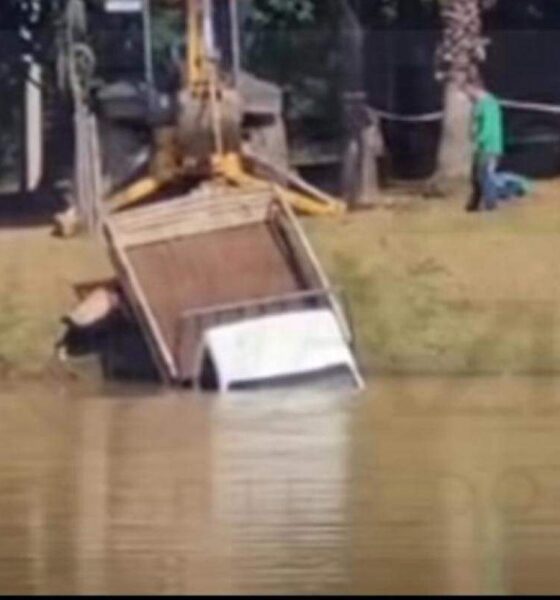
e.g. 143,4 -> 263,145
436,82 -> 472,185
434,0 -> 487,188
339,0 -> 381,208
341,107 -> 382,209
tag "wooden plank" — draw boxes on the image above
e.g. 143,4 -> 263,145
110,187 -> 273,231
272,216 -> 322,290
180,288 -> 333,322
111,198 -> 271,245
111,193 -> 214,227
277,196 -> 354,343
104,221 -> 178,382
113,200 -> 273,250
121,211 -> 265,249
74,278 -> 120,301
117,195 -> 269,233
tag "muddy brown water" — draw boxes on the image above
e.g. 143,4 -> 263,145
1,376 -> 560,595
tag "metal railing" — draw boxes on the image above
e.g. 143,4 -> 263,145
173,287 -> 352,382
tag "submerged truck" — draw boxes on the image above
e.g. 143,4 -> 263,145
103,185 -> 363,392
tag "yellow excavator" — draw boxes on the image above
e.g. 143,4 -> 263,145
104,0 -> 345,217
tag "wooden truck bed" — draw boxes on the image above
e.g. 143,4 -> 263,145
104,186 -> 341,385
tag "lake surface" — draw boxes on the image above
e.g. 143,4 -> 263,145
1,376 -> 560,594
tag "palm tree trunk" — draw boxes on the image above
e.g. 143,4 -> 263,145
435,0 -> 487,186
437,82 -> 472,183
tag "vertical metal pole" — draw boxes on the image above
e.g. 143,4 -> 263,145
142,0 -> 155,87
26,62 -> 44,192
230,0 -> 241,86
19,60 -> 29,195
203,0 -> 216,59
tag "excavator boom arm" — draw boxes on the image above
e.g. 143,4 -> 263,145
185,0 -> 215,92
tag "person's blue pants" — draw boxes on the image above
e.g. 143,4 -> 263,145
468,155 -> 500,211
477,155 -> 500,211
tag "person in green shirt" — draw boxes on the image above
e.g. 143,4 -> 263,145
466,81 -> 505,212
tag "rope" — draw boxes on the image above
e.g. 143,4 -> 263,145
369,98 -> 560,123
500,99 -> 560,116
372,109 -> 444,123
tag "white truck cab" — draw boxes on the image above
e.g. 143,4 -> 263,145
196,309 -> 364,393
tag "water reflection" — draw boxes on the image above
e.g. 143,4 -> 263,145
3,377 -> 560,594
0,384 -> 352,595
212,390 -> 352,594
352,377 -> 560,595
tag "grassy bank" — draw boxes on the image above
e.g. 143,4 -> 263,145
308,181 -> 560,376
2,182 -> 560,380
0,225 -> 111,378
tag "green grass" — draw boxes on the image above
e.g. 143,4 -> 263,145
308,186 -> 560,376
0,227 -> 111,378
